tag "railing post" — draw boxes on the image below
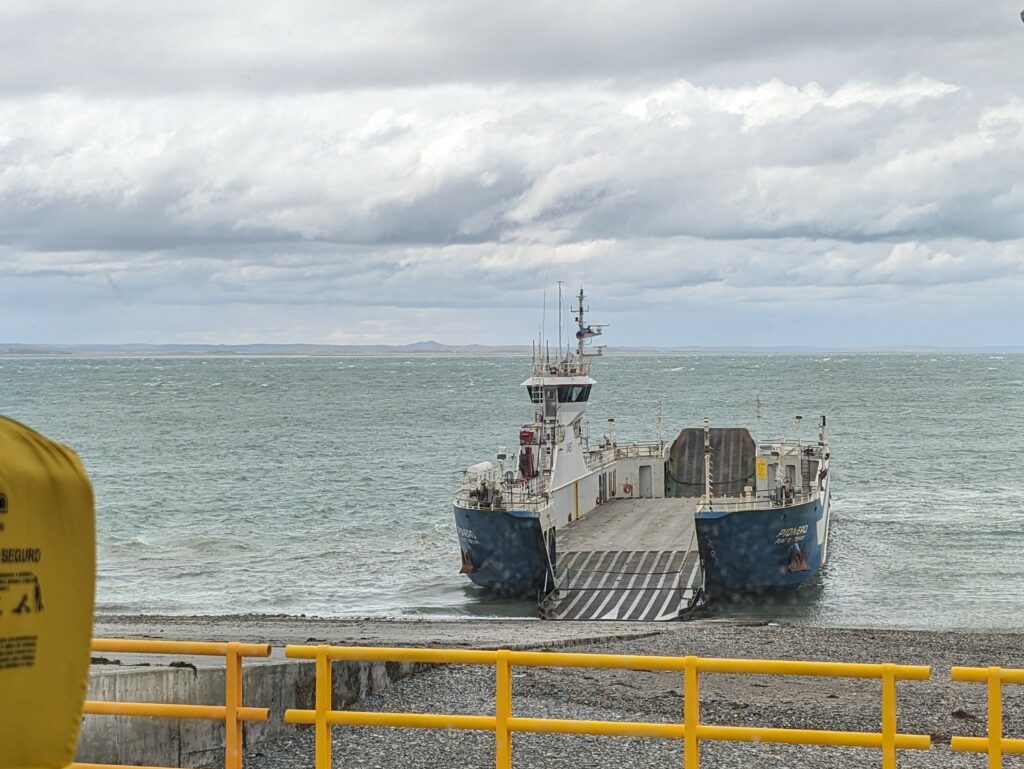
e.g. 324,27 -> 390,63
225,642 -> 242,769
683,656 -> 700,769
881,663 -> 895,769
316,647 -> 333,769
496,650 -> 512,769
988,667 -> 1003,769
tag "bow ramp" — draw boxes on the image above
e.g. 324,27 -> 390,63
540,498 -> 704,621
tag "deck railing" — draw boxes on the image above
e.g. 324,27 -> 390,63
696,489 -> 820,513
77,639 -> 1024,769
585,441 -> 667,471
618,441 -> 668,458
74,639 -> 271,769
951,665 -> 1024,768
454,487 -> 550,513
283,645 -> 931,769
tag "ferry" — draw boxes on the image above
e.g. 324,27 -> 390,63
452,288 -> 832,616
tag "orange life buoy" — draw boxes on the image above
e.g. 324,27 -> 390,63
623,483 -> 633,495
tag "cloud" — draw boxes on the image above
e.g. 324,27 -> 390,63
626,76 -> 959,129
3,74 -> 1018,254
0,2 -> 1014,94
1,1 -> 1023,345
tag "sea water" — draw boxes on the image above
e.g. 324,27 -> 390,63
2,353 -> 1022,630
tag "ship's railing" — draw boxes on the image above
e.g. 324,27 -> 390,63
760,439 -> 827,452
283,645 -> 931,769
529,360 -> 590,377
74,639 -> 271,769
584,449 -> 612,471
584,448 -> 614,470
586,441 -> 666,470
951,665 -> 1024,766
497,484 -> 550,512
453,486 -> 550,513
616,440 -> 666,459
696,489 -> 818,513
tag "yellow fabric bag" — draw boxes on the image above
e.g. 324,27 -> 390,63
0,417 -> 96,769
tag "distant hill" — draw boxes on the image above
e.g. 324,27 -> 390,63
1,342 -> 1022,357
0,341 -> 532,356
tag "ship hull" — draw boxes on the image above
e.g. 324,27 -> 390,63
453,504 -> 550,595
695,497 -> 829,597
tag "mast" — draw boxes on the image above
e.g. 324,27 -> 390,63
574,287 -> 604,358
703,417 -> 714,512
557,281 -> 563,357
576,287 -> 585,357
541,288 -> 547,365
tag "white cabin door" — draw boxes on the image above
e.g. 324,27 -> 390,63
639,465 -> 653,498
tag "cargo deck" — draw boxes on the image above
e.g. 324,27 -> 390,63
539,497 -> 704,621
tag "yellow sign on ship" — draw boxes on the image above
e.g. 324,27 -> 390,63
0,417 -> 95,769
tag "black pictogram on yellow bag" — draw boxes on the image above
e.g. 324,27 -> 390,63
0,417 -> 96,769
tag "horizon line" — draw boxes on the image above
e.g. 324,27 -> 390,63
2,341 -> 1023,356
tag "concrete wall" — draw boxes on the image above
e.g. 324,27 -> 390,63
76,658 -> 423,767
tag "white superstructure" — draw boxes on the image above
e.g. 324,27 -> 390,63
455,289 -> 669,540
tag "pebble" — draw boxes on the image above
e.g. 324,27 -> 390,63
242,622 -> 1024,768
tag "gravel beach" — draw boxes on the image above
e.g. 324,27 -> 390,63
94,616 -> 1024,768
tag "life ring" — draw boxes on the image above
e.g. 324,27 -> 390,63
623,483 -> 633,495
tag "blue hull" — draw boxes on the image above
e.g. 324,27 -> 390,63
454,504 -> 550,595
696,499 -> 826,597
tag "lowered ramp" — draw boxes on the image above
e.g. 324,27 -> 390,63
542,548 -> 702,621
539,498 -> 704,621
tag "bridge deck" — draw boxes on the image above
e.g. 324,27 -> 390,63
541,497 -> 704,622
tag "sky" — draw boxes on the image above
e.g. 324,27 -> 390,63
1,1 -> 1023,347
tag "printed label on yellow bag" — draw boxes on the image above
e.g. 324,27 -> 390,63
0,417 -> 96,769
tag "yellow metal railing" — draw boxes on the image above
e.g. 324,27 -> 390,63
283,645 -> 932,769
951,665 -> 1024,768
74,638 -> 272,769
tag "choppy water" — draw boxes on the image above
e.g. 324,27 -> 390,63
2,354 -> 1023,630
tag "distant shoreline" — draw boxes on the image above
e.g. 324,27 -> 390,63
3,343 -> 1023,357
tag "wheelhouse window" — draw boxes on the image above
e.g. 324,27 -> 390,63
526,385 -> 543,403
557,385 -> 592,403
